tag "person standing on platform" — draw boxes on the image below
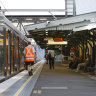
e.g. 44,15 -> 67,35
24,42 -> 36,76
48,50 -> 55,69
45,53 -> 48,64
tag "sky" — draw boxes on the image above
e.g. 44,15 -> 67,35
0,0 -> 65,9
76,0 -> 96,15
0,0 -> 65,15
0,0 -> 96,15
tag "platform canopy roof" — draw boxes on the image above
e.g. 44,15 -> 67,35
24,12 -> 96,48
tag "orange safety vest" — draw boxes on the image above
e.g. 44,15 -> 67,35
25,46 -> 35,62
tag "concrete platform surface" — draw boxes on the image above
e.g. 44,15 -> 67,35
30,63 -> 96,96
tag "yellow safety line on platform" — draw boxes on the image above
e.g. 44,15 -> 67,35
14,65 -> 42,96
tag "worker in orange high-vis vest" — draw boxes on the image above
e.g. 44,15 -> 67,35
24,42 -> 36,76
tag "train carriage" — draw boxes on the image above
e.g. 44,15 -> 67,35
0,12 -> 28,76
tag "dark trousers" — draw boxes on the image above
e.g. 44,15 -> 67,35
49,57 -> 54,69
46,58 -> 48,64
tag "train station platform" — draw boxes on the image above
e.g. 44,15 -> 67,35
30,62 -> 96,96
0,60 -> 96,96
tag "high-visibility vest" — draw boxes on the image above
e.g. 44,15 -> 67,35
25,46 -> 35,61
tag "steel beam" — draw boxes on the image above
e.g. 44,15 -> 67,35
1,9 -> 66,12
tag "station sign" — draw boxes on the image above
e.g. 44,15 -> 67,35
54,38 -> 63,42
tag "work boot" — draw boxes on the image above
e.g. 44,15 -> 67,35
31,69 -> 33,75
28,71 -> 31,76
75,70 -> 79,72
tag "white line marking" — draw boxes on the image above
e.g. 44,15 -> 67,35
41,87 -> 68,90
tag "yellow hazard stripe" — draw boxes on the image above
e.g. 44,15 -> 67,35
14,65 -> 41,96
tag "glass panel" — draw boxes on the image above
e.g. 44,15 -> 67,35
0,26 -> 4,75
13,34 -> 16,72
19,40 -> 25,70
6,30 -> 8,75
10,32 -> 14,73
6,30 -> 12,75
16,36 -> 19,72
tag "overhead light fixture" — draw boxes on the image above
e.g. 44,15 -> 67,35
46,34 -> 48,35
40,18 -> 47,20
26,18 -> 33,20
90,31 -> 93,35
0,33 -> 3,36
12,19 -> 18,21
47,40 -> 67,45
